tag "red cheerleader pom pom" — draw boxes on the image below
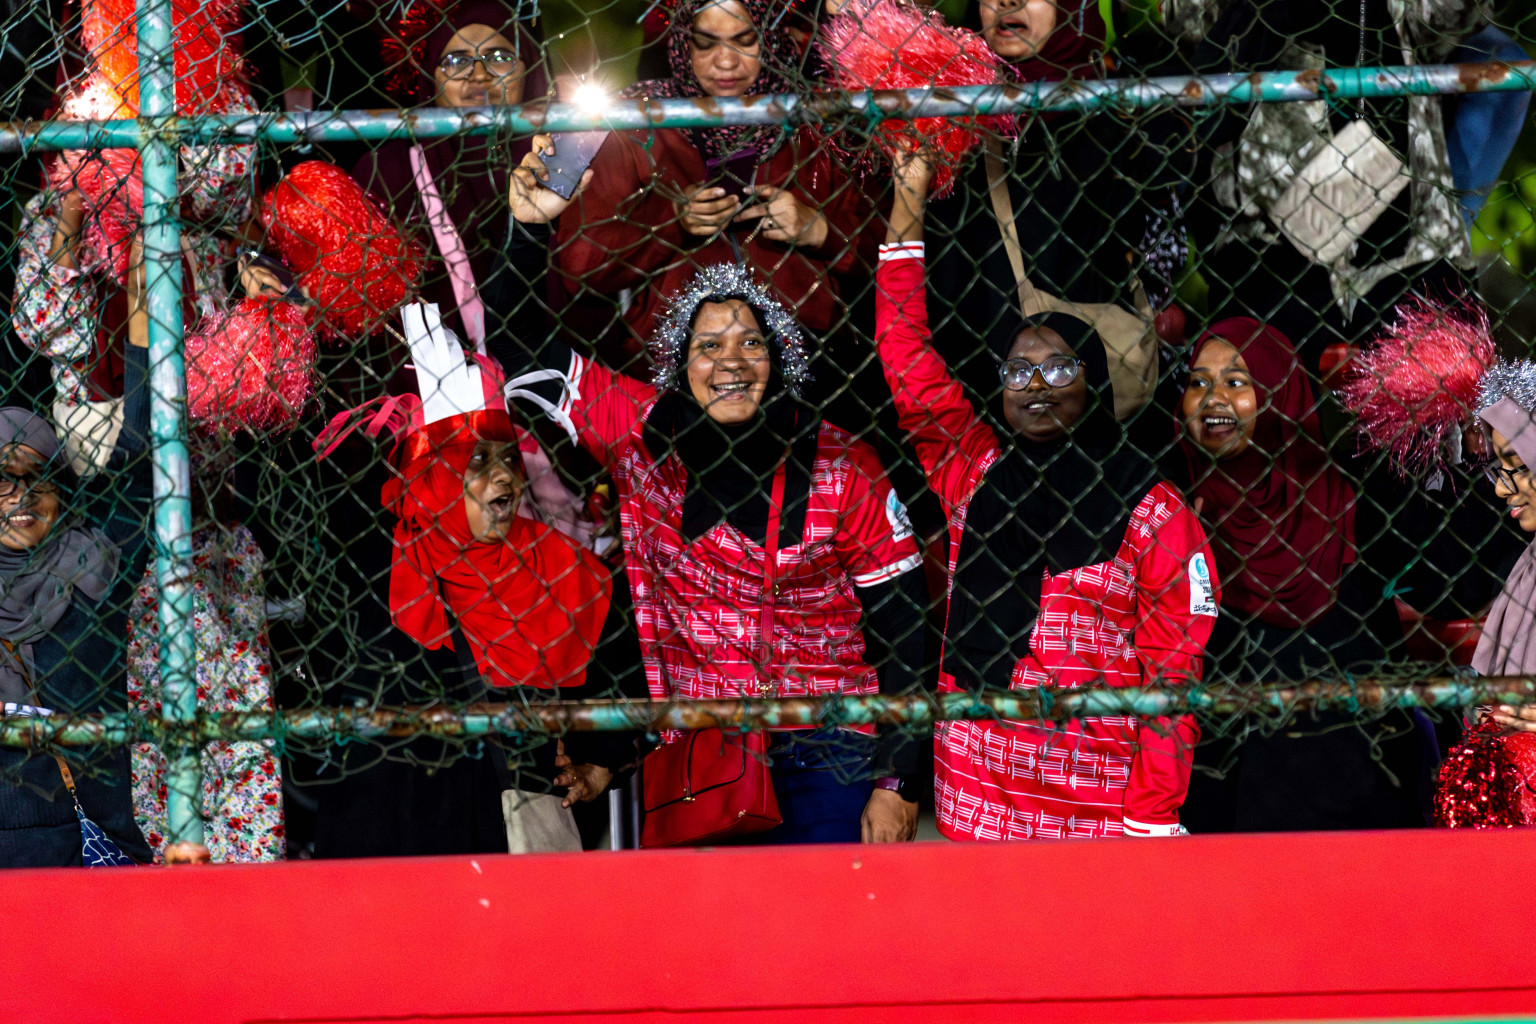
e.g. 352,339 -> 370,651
80,0 -> 247,115
819,0 -> 1014,199
1338,298 -> 1495,479
260,162 -> 424,344
187,299 -> 318,433
1434,719 -> 1536,828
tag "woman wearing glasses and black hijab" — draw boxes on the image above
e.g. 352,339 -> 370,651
874,150 -> 1219,841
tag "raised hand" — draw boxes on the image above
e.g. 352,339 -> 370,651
509,133 -> 593,224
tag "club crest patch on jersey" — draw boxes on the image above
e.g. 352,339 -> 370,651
1188,552 -> 1216,616
885,491 -> 913,542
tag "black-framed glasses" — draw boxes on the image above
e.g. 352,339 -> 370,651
437,49 -> 523,79
0,471 -> 58,499
1484,460 -> 1531,491
999,356 -> 1083,391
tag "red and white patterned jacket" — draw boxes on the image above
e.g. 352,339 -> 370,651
534,352 -> 922,705
875,244 -> 1219,840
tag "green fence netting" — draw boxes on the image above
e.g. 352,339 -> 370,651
0,0 -> 1533,858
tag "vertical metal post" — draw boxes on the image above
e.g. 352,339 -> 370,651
136,0 -> 204,857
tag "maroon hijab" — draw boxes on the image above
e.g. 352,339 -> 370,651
1182,318 -> 1357,630
962,0 -> 1106,83
353,0 -> 546,336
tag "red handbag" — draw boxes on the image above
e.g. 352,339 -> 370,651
640,460 -> 788,847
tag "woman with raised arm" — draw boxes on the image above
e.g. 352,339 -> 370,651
875,149 -> 1219,841
490,140 -> 928,845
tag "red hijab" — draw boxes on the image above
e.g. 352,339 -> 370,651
1182,318 -> 1356,630
382,409 -> 611,689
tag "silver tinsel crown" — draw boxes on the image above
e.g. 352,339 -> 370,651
1478,359 -> 1536,414
649,262 -> 810,395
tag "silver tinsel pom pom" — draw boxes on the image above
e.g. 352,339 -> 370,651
648,262 -> 810,396
1478,359 -> 1536,414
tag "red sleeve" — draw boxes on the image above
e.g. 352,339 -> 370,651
873,245 -> 999,513
552,132 -> 686,298
561,351 -> 656,471
1122,483 -> 1220,834
833,436 -> 923,587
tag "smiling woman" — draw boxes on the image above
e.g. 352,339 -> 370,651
1175,320 -> 1427,833
495,158 -> 931,844
870,150 -> 1219,842
0,348 -> 154,867
1472,361 -> 1536,685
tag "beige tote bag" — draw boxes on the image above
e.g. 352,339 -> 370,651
984,140 -> 1157,420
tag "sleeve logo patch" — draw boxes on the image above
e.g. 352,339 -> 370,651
1188,553 -> 1216,617
885,491 -> 914,542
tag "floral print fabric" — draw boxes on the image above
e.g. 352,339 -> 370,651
127,523 -> 285,863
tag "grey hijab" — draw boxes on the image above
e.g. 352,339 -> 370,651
1474,364 -> 1536,676
0,408 -> 119,704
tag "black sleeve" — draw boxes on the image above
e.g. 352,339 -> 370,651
482,219 -> 574,412
856,566 -> 931,783
89,344 -> 151,559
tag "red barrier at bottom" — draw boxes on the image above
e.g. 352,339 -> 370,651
2,828 -> 1533,1024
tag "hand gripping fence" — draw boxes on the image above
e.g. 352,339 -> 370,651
1,0 -> 1534,855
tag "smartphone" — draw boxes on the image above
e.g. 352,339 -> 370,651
540,131 -> 608,200
238,248 -> 304,302
705,150 -> 760,232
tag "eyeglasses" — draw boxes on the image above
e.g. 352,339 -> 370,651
0,472 -> 58,499
437,49 -> 523,79
999,356 -> 1083,391
1484,461 -> 1531,491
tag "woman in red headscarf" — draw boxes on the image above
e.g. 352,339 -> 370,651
321,305 -> 626,853
1176,318 -> 1428,832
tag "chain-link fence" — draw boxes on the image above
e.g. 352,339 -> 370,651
0,0 -> 1532,862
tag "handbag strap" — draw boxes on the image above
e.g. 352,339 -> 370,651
985,137 -> 1052,320
1,637 -> 86,813
409,144 -> 487,353
757,456 -> 789,691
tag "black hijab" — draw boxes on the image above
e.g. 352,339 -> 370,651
945,314 -> 1158,691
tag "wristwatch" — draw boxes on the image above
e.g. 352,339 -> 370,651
875,775 -> 920,802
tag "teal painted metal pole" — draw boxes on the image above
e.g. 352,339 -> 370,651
0,61 -> 1528,150
136,0 -> 203,852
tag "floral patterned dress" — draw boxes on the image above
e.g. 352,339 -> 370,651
126,523 -> 285,863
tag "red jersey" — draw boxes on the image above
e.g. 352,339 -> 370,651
875,243 -> 1219,840
546,351 -> 922,704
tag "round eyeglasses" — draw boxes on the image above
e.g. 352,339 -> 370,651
437,49 -> 523,79
999,356 -> 1083,391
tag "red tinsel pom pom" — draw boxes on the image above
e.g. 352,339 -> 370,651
187,299 -> 318,433
80,0 -> 246,115
1434,719 -> 1536,828
818,0 -> 1015,199
1338,298 -> 1495,479
261,162 -> 424,345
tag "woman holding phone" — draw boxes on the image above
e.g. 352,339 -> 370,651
350,0 -> 546,348
489,140 -> 930,846
550,0 -> 875,367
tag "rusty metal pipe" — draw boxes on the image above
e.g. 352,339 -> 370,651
1,676 -> 1528,749
0,62 -> 1528,152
